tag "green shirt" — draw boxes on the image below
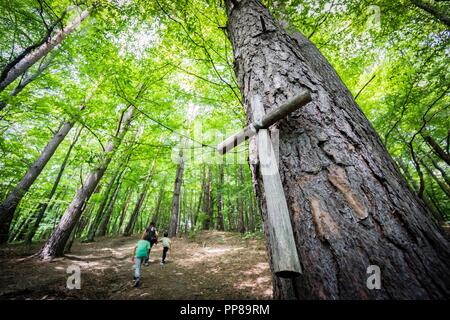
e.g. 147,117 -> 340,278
136,240 -> 150,258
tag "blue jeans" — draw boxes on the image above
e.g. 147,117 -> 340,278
134,257 -> 144,279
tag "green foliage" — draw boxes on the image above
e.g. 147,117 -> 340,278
0,0 -> 448,244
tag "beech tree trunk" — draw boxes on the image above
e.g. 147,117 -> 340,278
115,189 -> 133,234
123,155 -> 158,236
0,120 -> 75,243
0,53 -> 55,111
38,106 -> 134,260
151,183 -> 165,225
168,153 -> 184,237
237,164 -> 245,234
420,159 -> 450,198
225,0 -> 450,299
217,164 -> 225,231
0,10 -> 90,92
96,169 -> 125,237
25,127 -> 82,243
427,154 -> 450,188
202,166 -> 213,230
85,170 -> 118,242
425,136 -> 450,166
411,0 -> 450,27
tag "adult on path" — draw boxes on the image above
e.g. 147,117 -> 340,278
143,222 -> 158,266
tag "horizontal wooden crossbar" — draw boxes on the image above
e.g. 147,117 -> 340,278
217,90 -> 312,154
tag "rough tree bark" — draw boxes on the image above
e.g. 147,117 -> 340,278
0,119 -> 78,244
225,0 -> 450,299
37,105 -> 135,260
168,149 -> 185,237
25,127 -> 82,243
0,9 -> 90,92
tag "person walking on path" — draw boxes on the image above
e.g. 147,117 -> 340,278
159,232 -> 171,265
131,232 -> 151,287
143,222 -> 158,266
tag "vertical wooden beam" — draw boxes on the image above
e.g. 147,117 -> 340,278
252,94 -> 302,278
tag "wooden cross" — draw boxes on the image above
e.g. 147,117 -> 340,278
217,90 -> 312,278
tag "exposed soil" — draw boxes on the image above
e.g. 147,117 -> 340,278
0,230 -> 272,300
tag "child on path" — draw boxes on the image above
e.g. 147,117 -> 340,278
160,232 -> 171,265
131,232 -> 151,287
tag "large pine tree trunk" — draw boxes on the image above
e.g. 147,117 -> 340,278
0,120 -> 75,243
0,10 -> 90,92
168,154 -> 184,237
225,0 -> 450,299
38,106 -> 134,260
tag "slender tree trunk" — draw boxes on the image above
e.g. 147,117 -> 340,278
151,182 -> 165,225
227,178 -> 235,232
96,171 -> 124,237
225,0 -> 450,299
217,164 -> 225,231
115,189 -> 133,234
25,127 -> 82,243
84,167 -> 120,241
427,154 -> 450,187
202,166 -> 213,230
411,0 -> 450,27
425,136 -> 450,166
237,164 -> 245,234
169,150 -> 185,237
123,155 -> 158,236
248,189 -> 255,232
0,120 -> 76,243
0,10 -> 90,92
194,167 -> 206,229
38,105 -> 135,260
0,53 -> 55,111
9,210 -> 34,242
421,159 -> 450,198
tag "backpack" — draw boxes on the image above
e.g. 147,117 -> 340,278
147,226 -> 157,241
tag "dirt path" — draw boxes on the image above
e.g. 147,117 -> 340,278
0,231 -> 272,300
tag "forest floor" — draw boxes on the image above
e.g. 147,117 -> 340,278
0,230 -> 272,300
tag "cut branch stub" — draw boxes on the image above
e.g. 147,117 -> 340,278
217,90 -> 311,154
